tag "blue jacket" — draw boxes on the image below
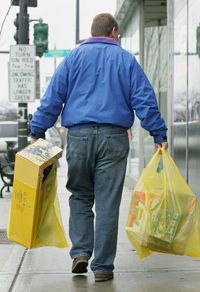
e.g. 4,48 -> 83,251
31,37 -> 167,143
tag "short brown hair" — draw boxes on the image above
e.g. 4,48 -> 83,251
91,13 -> 118,37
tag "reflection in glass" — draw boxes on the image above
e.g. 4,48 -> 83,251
144,25 -> 168,165
188,0 -> 200,122
173,1 -> 187,123
120,6 -> 140,180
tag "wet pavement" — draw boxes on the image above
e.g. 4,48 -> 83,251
0,154 -> 200,292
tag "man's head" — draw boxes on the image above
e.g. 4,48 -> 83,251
91,13 -> 119,40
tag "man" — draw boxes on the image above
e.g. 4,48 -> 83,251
31,13 -> 168,282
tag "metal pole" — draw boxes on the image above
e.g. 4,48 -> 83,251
186,0 -> 189,183
167,0 -> 174,156
76,0 -> 80,44
18,0 -> 29,150
54,44 -> 57,72
75,0 -> 85,44
139,0 -> 145,173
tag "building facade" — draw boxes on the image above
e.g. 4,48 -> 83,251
115,0 -> 200,199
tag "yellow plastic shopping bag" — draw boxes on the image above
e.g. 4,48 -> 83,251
126,148 -> 200,259
7,139 -> 68,248
32,163 -> 68,248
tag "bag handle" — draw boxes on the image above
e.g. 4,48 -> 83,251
143,147 -> 164,174
142,148 -> 168,211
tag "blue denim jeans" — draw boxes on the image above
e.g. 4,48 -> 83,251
66,126 -> 129,274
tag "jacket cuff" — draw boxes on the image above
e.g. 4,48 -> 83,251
31,132 -> 45,139
153,135 -> 167,144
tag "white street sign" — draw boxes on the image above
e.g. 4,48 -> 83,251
9,45 -> 36,102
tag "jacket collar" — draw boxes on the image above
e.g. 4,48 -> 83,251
80,37 -> 120,46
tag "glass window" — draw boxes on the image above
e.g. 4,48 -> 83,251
173,0 -> 187,123
188,0 -> 200,122
143,25 -> 168,165
172,0 -> 188,181
187,0 -> 200,198
120,6 -> 140,181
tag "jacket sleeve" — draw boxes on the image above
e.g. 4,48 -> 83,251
130,57 -> 167,143
30,58 -> 69,138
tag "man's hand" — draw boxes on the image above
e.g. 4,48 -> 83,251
155,141 -> 168,152
127,128 -> 133,141
31,137 -> 37,144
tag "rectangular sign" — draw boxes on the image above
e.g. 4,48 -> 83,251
44,49 -> 71,58
9,45 -> 36,103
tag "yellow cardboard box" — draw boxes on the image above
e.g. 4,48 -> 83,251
7,138 -> 66,248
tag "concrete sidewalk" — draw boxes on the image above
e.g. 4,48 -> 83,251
0,155 -> 200,292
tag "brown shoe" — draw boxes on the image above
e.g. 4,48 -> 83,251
72,256 -> 89,274
94,272 -> 114,282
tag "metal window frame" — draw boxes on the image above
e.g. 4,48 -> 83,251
167,0 -> 174,155
139,0 -> 145,173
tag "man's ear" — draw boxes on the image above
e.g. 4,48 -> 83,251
111,26 -> 116,36
110,26 -> 118,40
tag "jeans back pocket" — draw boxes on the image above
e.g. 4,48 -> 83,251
67,134 -> 88,160
107,133 -> 129,160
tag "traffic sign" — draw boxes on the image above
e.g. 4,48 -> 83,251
44,49 -> 71,58
9,45 -> 36,103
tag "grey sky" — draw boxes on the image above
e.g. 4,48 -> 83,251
0,0 -> 116,105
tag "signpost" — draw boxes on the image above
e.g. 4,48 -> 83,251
11,0 -> 38,151
44,49 -> 71,58
9,45 -> 36,103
